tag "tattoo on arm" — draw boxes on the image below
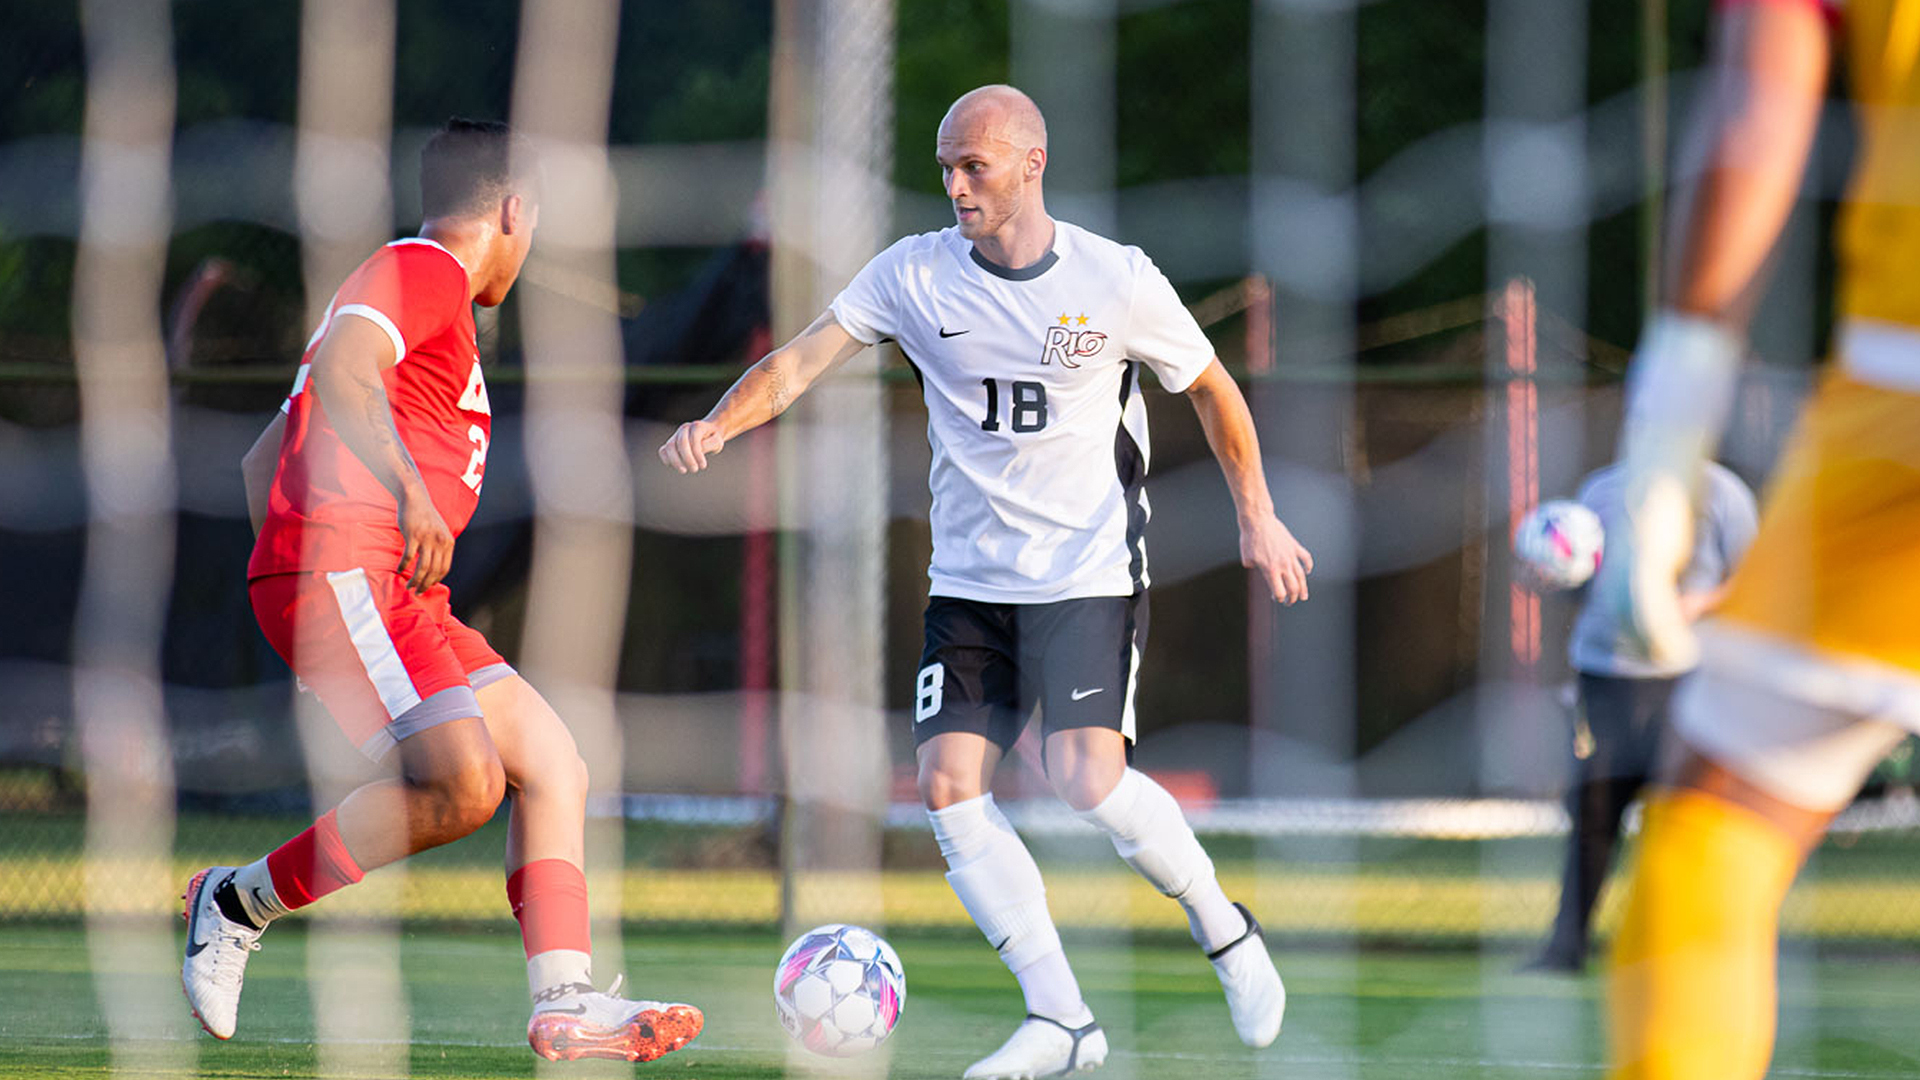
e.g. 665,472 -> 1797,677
765,364 -> 791,416
354,371 -> 400,450
346,364 -> 424,490
708,349 -> 809,434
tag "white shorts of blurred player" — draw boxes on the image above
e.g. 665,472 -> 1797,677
1671,621 -> 1920,813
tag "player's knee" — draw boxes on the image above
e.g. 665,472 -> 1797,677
917,759 -> 986,810
455,755 -> 507,832
418,753 -> 506,836
1047,759 -> 1123,813
1042,728 -> 1127,811
1048,771 -> 1106,813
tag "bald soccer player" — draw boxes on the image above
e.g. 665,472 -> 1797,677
662,85 -> 1307,1079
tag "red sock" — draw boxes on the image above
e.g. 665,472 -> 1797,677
265,808 -> 366,910
507,859 -> 591,959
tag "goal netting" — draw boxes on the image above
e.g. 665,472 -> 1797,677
3,0 -> 1906,1075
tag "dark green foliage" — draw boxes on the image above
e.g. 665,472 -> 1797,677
615,2 -> 773,144
1357,0 -> 1486,181
0,1 -> 1795,364
0,6 -> 83,138
173,2 -> 300,126
0,236 -> 75,350
895,0 -> 1011,193
1116,0 -> 1253,185
394,1 -> 521,127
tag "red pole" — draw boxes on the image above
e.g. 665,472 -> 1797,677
1245,276 -> 1273,377
1503,277 -> 1540,668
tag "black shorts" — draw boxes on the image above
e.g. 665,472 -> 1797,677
912,593 -> 1148,751
1575,671 -> 1681,784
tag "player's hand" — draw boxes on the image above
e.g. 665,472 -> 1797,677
1592,474 -> 1698,669
396,483 -> 455,594
659,420 -> 727,474
1591,310 -> 1741,669
1241,513 -> 1313,605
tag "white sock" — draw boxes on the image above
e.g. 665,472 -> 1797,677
527,949 -> 594,1009
230,858 -> 291,926
929,794 -> 1089,1022
1078,768 -> 1247,953
1015,952 -> 1093,1026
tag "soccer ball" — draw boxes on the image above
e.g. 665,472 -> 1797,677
1512,499 -> 1605,591
774,924 -> 906,1057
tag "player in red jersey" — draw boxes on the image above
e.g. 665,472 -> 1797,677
180,119 -> 701,1064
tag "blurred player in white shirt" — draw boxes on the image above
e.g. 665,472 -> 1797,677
663,85 -> 1311,1079
1527,461 -> 1756,974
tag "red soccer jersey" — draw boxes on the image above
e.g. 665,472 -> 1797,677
249,238 -> 494,579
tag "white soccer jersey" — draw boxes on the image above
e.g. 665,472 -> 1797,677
830,220 -> 1216,603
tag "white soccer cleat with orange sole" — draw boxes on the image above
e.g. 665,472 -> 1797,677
180,867 -> 264,1040
526,975 -> 704,1063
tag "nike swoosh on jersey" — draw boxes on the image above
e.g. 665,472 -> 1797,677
1070,687 -> 1104,701
938,327 -> 969,338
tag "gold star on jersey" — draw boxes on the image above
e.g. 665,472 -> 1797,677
1040,315 -> 1107,369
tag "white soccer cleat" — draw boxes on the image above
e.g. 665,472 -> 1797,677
963,1013 -> 1107,1079
526,974 -> 704,1063
1208,901 -> 1285,1048
181,867 -> 264,1040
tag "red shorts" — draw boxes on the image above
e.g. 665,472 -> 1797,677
249,568 -> 513,759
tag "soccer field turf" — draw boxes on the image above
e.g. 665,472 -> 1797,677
3,926 -> 1918,1079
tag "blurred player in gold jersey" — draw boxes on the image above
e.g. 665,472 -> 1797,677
1600,0 -> 1920,1076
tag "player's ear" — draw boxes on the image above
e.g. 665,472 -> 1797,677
1025,146 -> 1045,182
501,192 -> 526,235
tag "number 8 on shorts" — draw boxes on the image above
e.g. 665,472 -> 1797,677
915,663 -> 945,723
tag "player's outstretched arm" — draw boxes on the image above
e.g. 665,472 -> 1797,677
659,310 -> 866,474
1665,0 -> 1831,324
241,410 -> 287,536
1597,0 -> 1829,666
1184,358 -> 1313,605
308,314 -> 454,594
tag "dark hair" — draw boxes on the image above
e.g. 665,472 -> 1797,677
419,118 -> 535,219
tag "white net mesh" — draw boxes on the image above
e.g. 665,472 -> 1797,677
71,1 -> 190,1075
8,0 -> 1914,1075
291,3 -> 408,1074
768,0 -> 894,924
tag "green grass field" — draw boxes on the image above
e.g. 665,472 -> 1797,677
4,925 -> 1920,1079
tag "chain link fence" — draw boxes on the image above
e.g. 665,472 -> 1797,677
7,286 -> 1918,942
